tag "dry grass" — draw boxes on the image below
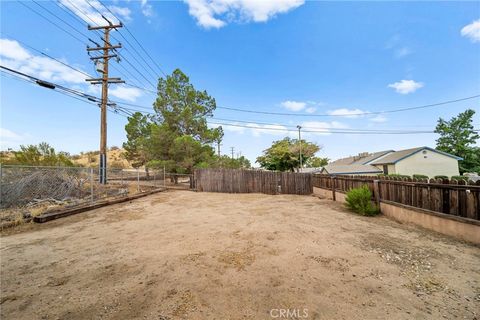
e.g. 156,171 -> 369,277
72,149 -> 132,168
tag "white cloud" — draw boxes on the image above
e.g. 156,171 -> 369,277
388,79 -> 424,94
222,124 -> 245,134
0,38 -> 88,84
140,0 -> 154,17
0,128 -> 30,150
183,0 -> 304,29
109,86 -> 143,102
58,0 -> 131,25
248,123 -> 290,137
385,34 -> 413,59
0,39 -> 143,103
461,19 -> 480,43
214,120 -> 350,137
0,128 -> 22,140
369,115 -> 387,123
305,107 -> 316,114
281,100 -> 306,111
394,46 -> 412,58
0,39 -> 30,60
301,121 -> 348,136
88,85 -> 143,102
327,108 -> 365,118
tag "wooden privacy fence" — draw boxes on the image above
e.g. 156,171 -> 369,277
313,175 -> 480,220
194,169 -> 313,195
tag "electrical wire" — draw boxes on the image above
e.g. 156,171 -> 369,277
17,0 -> 87,45
82,0 -> 159,84
60,0 -> 157,90
96,0 -> 167,77
0,68 -> 130,119
206,121 -> 479,135
31,0 -> 91,42
217,95 -> 480,117
4,66 -> 479,135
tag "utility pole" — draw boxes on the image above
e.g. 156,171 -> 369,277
230,147 -> 235,159
86,19 -> 124,184
297,125 -> 302,172
217,140 -> 222,157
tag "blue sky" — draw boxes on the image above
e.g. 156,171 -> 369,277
1,0 -> 479,164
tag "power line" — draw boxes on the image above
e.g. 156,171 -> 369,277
0,66 -> 128,118
216,95 -> 480,117
18,0 -> 87,45
59,0 -> 157,90
3,36 -> 93,78
2,33 -> 155,95
206,120 -> 480,135
83,0 -> 160,82
31,0 -> 91,42
209,117 -> 430,132
3,68 -> 479,135
97,0 -> 167,77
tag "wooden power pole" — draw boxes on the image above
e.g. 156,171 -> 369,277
297,125 -> 302,171
86,20 -> 124,184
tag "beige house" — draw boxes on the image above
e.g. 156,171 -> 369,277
321,147 -> 461,177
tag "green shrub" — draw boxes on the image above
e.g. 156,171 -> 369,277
345,185 -> 379,216
434,175 -> 448,180
413,174 -> 429,180
451,175 -> 470,182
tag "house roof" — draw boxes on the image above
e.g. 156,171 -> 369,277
330,150 -> 393,166
352,150 -> 394,165
370,146 -> 463,165
330,156 -> 357,165
321,164 -> 383,175
299,167 -> 323,173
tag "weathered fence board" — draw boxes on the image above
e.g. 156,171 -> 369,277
313,174 -> 480,220
194,169 -> 312,195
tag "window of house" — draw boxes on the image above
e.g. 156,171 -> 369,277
383,165 -> 388,174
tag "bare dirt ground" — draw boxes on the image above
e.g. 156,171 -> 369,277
1,191 -> 479,319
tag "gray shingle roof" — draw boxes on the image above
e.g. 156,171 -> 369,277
351,150 -> 394,165
370,146 -> 462,165
321,164 -> 383,174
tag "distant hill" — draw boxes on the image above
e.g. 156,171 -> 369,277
1,147 -> 134,169
72,148 -> 133,169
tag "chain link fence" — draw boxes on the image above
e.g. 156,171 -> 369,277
0,165 -> 193,227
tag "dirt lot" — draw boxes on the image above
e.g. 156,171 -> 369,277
1,191 -> 479,319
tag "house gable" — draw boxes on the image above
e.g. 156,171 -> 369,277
370,147 -> 462,165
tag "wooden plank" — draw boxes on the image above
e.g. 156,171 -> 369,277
34,188 -> 167,223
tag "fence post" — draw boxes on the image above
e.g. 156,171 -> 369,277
163,166 -> 166,188
90,167 -> 94,204
373,180 -> 380,208
331,176 -> 336,201
137,169 -> 140,193
0,164 -> 3,206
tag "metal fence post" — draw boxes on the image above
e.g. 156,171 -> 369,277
90,167 -> 94,204
137,169 -> 140,193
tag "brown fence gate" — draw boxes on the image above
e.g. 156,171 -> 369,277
194,169 -> 312,195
